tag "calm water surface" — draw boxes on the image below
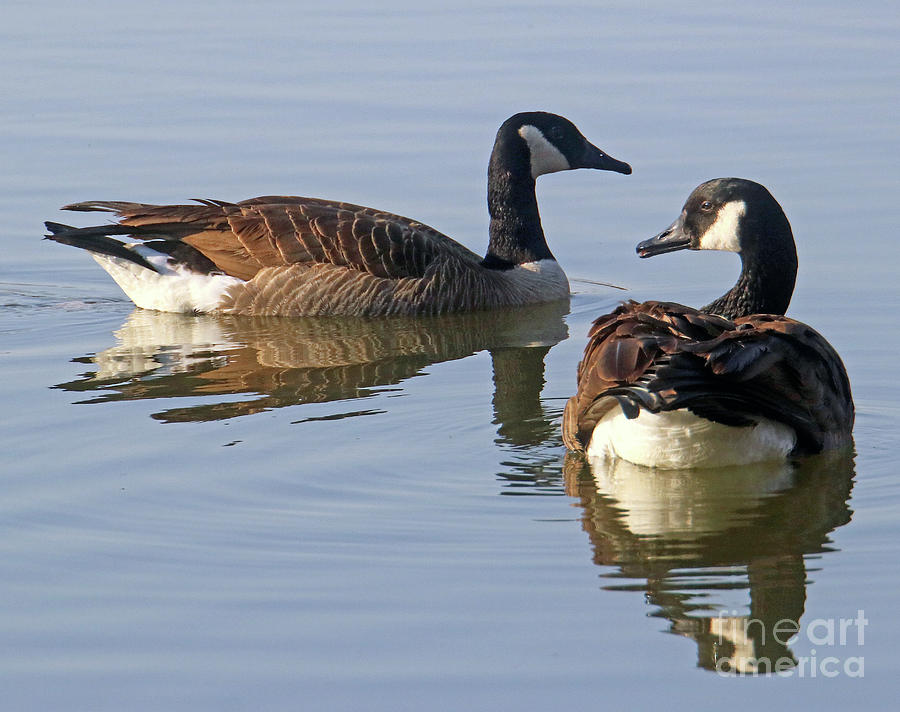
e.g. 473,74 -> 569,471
1,1 -> 898,709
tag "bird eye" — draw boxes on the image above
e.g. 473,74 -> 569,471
700,200 -> 713,211
548,125 -> 564,141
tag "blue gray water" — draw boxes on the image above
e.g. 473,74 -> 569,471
2,1 -> 898,709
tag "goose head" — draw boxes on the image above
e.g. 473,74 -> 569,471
484,112 -> 630,269
493,111 -> 632,181
636,178 -> 799,317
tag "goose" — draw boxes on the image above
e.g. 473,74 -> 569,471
44,112 -> 631,317
562,178 -> 854,469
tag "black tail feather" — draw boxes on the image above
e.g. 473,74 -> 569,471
43,223 -> 158,272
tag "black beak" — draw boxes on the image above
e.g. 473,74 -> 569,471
578,141 -> 632,175
636,214 -> 692,258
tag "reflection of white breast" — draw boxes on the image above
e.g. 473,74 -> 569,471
709,616 -> 770,674
587,407 -> 797,469
589,455 -> 795,539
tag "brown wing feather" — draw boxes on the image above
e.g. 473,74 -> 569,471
562,301 -> 854,455
61,197 -> 482,282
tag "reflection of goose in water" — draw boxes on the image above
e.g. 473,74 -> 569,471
564,451 -> 855,673
54,301 -> 569,447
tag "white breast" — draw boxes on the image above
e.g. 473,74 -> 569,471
501,259 -> 570,302
586,406 -> 797,469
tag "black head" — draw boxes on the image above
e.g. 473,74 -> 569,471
494,112 -> 632,180
637,178 -> 794,260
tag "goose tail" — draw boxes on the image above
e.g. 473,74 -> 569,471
44,222 -> 159,272
61,200 -> 146,215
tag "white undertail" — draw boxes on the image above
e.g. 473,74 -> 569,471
587,406 -> 797,469
91,248 -> 243,313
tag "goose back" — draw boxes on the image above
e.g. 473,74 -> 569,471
563,301 -> 854,463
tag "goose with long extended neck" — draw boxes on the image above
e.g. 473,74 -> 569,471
562,178 -> 854,469
44,112 -> 631,317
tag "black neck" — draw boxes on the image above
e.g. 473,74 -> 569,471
490,346 -> 552,445
703,245 -> 798,319
482,134 -> 555,270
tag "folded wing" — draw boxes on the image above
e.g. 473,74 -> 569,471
62,196 -> 482,282
562,301 -> 854,455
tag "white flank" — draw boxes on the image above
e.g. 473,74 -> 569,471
504,259 -> 570,301
586,406 -> 796,469
517,125 -> 571,178
699,200 -> 747,252
91,248 -> 243,313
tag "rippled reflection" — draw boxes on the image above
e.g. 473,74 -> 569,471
54,300 -> 569,439
564,450 -> 855,673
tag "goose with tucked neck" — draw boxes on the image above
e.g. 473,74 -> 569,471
563,178 -> 854,469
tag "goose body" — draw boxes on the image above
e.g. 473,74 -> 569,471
45,112 -> 630,317
563,178 -> 854,468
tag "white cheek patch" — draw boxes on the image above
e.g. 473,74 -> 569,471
699,200 -> 746,252
518,125 -> 571,178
